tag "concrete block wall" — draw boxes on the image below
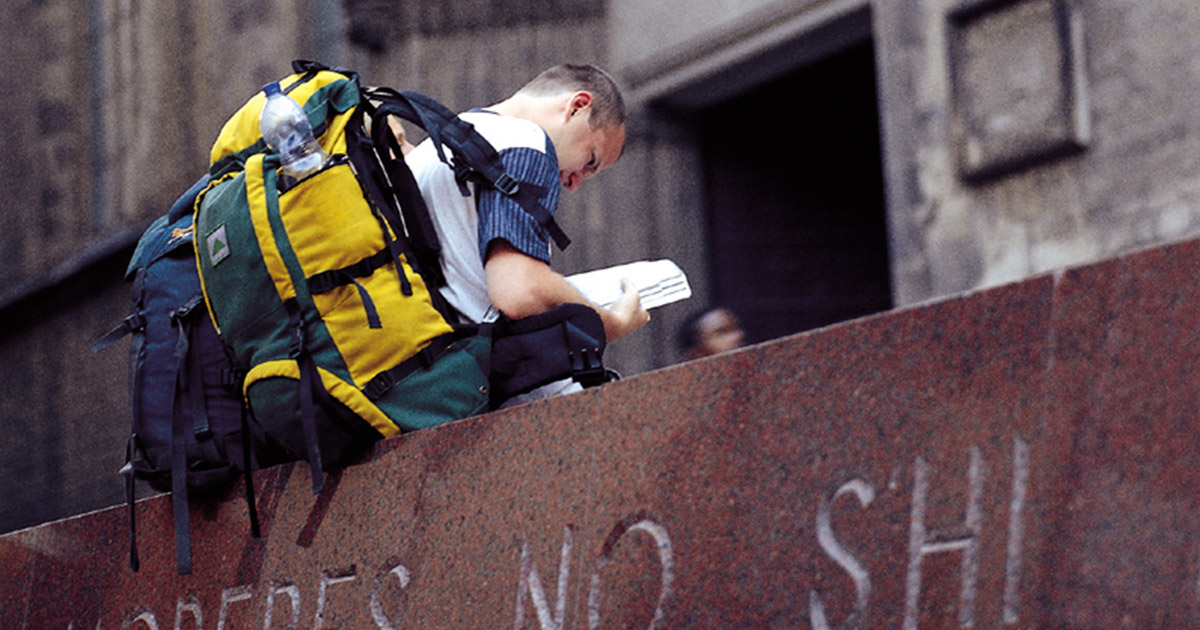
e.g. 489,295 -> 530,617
1,1 -> 99,287
875,0 -> 1200,302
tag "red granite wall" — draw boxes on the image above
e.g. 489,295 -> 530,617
3,237 -> 1200,629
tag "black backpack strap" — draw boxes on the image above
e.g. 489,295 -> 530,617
220,356 -> 261,538
169,305 -> 195,575
118,268 -> 149,572
286,301 -> 326,494
343,104 -> 463,322
90,313 -> 144,353
438,118 -> 570,251
176,296 -> 226,467
306,244 -> 395,329
342,115 -> 418,302
240,403 -> 261,538
127,269 -> 149,455
362,328 -> 470,400
91,267 -> 148,353
363,100 -> 447,287
292,59 -> 355,81
122,438 -> 140,572
365,87 -> 572,251
170,420 -> 194,574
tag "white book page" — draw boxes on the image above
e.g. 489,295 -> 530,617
565,259 -> 692,310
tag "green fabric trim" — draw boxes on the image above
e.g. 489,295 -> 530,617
209,139 -> 266,180
303,76 -> 361,128
195,173 -> 291,368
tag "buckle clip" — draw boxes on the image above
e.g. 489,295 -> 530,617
129,313 -> 146,331
364,372 -> 394,399
569,347 -> 608,387
494,173 -> 520,196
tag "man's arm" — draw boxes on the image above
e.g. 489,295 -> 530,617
485,241 -> 649,342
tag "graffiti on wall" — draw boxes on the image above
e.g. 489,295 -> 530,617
46,435 -> 1198,629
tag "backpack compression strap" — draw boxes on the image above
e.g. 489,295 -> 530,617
117,268 -> 148,572
168,301 -> 197,574
285,300 -> 326,494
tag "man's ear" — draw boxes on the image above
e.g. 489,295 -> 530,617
567,91 -> 593,118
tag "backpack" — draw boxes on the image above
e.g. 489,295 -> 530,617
91,175 -> 286,574
193,60 -> 577,496
95,59 -> 614,574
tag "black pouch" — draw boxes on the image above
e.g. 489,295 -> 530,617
490,303 -> 614,407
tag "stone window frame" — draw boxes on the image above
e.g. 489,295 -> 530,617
946,0 -> 1090,183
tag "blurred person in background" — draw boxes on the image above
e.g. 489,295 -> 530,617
677,306 -> 746,360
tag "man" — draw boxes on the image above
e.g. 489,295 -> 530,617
404,64 -> 650,400
677,307 -> 746,360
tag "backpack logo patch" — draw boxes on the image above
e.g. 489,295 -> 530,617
207,225 -> 230,266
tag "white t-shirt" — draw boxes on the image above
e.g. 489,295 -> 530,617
406,111 -> 561,323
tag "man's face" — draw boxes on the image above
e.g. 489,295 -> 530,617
693,309 -> 746,358
553,102 -> 625,191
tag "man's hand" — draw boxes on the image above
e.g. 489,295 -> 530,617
605,277 -> 651,341
485,241 -> 649,342
387,116 -> 416,156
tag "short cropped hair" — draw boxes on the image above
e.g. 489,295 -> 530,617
677,307 -> 715,354
516,64 -> 627,130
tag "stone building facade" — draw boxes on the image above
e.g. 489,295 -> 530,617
3,0 -> 1198,534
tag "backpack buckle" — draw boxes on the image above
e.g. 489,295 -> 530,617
494,173 -> 520,196
450,158 -> 474,193
363,371 -> 394,399
90,313 -> 147,353
221,367 -> 245,389
569,347 -> 608,388
288,323 -> 306,359
127,313 -> 147,332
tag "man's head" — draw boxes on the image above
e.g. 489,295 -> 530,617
503,64 -> 627,191
516,64 -> 626,129
678,307 -> 746,360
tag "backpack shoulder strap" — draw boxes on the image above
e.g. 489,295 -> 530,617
365,87 -> 572,251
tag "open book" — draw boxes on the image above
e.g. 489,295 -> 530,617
565,259 -> 692,310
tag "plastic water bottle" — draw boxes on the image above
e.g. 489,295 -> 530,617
258,81 -> 328,182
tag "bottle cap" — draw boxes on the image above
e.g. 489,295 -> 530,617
262,82 -> 282,96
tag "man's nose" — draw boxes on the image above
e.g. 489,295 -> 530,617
563,172 -> 581,191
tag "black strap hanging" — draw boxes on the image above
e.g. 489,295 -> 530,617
240,403 -> 261,538
169,308 -> 195,575
286,302 -> 325,494
344,112 -> 417,301
122,438 -> 140,572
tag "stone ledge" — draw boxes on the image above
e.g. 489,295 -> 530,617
4,237 -> 1200,628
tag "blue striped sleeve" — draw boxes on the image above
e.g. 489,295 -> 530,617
477,145 -> 561,263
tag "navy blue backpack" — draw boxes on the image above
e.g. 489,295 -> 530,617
93,175 -> 281,574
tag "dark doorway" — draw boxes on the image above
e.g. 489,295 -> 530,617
698,39 -> 892,344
